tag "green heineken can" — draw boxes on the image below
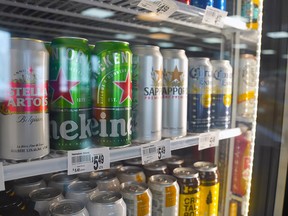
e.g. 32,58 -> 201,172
49,37 -> 93,150
92,41 -> 132,147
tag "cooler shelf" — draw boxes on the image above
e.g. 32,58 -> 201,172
2,128 -> 241,182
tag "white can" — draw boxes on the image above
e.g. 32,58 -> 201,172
48,172 -> 78,195
13,176 -> 46,198
49,199 -> 89,216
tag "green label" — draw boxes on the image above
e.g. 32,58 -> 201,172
50,108 -> 93,150
49,46 -> 92,109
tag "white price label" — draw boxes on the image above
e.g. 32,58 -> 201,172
138,0 -> 178,18
67,148 -> 110,175
0,162 -> 5,191
198,131 -> 220,150
202,6 -> 228,28
141,140 -> 171,165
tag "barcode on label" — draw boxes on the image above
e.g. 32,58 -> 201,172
156,4 -> 170,14
143,147 -> 157,155
72,154 -> 91,164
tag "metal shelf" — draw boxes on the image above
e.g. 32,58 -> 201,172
3,128 -> 241,181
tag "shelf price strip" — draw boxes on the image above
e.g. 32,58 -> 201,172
0,162 -> 4,191
202,6 -> 228,28
138,0 -> 178,18
198,131 -> 220,151
141,139 -> 171,165
67,147 -> 110,175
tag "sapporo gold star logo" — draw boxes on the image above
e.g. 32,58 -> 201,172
164,66 -> 184,87
171,66 -> 183,82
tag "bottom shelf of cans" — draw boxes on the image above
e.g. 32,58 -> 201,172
2,128 -> 241,182
1,157 -> 221,216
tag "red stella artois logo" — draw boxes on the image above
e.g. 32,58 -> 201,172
0,67 -> 48,115
49,68 -> 80,104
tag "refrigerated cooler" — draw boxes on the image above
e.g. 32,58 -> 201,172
0,0 -> 267,215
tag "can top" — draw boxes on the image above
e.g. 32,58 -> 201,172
90,192 -> 122,205
51,37 -> 89,47
161,49 -> 185,54
29,187 -> 62,201
173,167 -> 199,179
188,57 -> 210,61
49,199 -> 85,215
95,40 -> 129,46
119,166 -> 143,175
149,174 -> 177,185
67,181 -> 97,194
121,182 -> 149,194
90,171 -> 117,182
50,172 -> 78,183
132,45 -> 160,50
193,161 -> 218,172
241,54 -> 256,59
144,161 -> 167,171
12,37 -> 44,43
163,155 -> 184,165
124,157 -> 142,166
11,37 -> 46,50
211,60 -> 230,64
14,176 -> 43,187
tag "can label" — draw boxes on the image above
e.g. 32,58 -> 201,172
241,0 -> 259,26
137,193 -> 150,216
94,49 -> 132,147
50,108 -> 93,150
188,64 -> 212,132
199,183 -> 219,216
179,193 -> 200,216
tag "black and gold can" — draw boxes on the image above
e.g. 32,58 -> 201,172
173,167 -> 200,216
193,161 -> 219,216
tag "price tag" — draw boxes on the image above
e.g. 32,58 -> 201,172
198,131 -> 220,151
67,148 -> 110,175
0,162 -> 5,191
141,140 -> 171,165
138,0 -> 178,18
202,6 -> 228,28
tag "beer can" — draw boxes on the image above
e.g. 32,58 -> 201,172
0,38 -> 49,161
66,181 -> 99,206
193,161 -> 219,216
90,170 -> 121,192
241,0 -> 259,30
124,157 -> 143,168
13,176 -> 46,198
162,49 -> 188,138
177,0 -> 190,5
191,0 -> 213,9
237,54 -> 257,119
143,161 -> 169,179
29,187 -> 64,216
148,174 -> 179,216
211,60 -> 233,129
49,37 -> 93,150
87,192 -> 126,216
110,161 -> 124,174
48,172 -> 78,194
131,45 -> 163,143
173,167 -> 200,216
213,0 -> 226,10
49,199 -> 89,216
93,41 -> 132,147
162,155 -> 184,174
120,182 -> 152,216
188,58 -> 212,133
117,166 -> 146,183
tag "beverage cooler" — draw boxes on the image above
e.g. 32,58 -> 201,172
0,0 -> 269,216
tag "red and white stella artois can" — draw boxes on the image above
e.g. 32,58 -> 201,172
0,38 -> 49,161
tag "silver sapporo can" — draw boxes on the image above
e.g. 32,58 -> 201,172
161,49 -> 188,138
131,45 -> 163,143
0,38 -> 49,161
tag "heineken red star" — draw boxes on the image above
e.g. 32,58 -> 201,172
0,38 -> 49,161
49,37 -> 93,150
92,41 -> 132,147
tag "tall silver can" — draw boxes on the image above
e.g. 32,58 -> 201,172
187,58 -> 212,133
161,49 -> 188,138
131,45 -> 163,143
87,192 -> 126,216
0,38 -> 49,160
211,60 -> 233,129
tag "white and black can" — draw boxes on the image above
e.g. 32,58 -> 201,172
148,174 -> 179,216
29,187 -> 64,216
161,49 -> 188,138
211,60 -> 233,129
120,182 -> 152,216
187,58 -> 212,133
49,199 -> 89,216
0,38 -> 49,161
131,45 -> 163,143
87,192 -> 126,216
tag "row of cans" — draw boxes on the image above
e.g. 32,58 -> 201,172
1,159 -> 219,216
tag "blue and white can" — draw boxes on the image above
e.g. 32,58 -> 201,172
191,0 -> 214,9
187,58 -> 212,133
